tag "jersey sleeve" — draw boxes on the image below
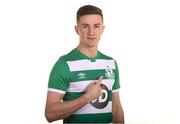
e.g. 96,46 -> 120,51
48,57 -> 70,94
112,60 -> 120,92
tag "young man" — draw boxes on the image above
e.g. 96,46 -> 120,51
45,5 -> 124,123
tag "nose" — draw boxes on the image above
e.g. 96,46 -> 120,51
88,27 -> 95,36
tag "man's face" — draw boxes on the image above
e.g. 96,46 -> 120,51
75,14 -> 104,48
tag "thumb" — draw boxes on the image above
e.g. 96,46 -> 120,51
97,76 -> 103,83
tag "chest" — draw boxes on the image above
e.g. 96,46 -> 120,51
66,59 -> 116,92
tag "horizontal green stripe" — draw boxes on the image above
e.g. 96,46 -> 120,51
70,69 -> 115,82
63,91 -> 112,101
64,112 -> 112,123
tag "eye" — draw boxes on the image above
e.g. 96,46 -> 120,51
81,25 -> 88,29
83,25 -> 88,28
94,25 -> 101,28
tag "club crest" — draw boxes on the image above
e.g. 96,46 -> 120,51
105,66 -> 115,79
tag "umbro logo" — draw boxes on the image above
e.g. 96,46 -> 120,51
77,72 -> 86,79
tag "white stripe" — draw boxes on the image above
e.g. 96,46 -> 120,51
67,79 -> 114,92
67,59 -> 115,71
48,88 -> 66,94
74,101 -> 112,114
112,88 -> 120,93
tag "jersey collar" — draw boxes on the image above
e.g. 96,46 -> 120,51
74,48 -> 100,62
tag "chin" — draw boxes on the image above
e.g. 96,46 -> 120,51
87,40 -> 98,45
86,43 -> 98,48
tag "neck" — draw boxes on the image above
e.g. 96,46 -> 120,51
77,45 -> 98,58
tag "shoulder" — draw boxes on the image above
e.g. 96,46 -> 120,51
99,51 -> 119,67
99,51 -> 115,60
53,49 -> 79,69
52,50 -> 73,68
58,49 -> 80,62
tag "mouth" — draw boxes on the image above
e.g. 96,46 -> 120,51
87,37 -> 96,40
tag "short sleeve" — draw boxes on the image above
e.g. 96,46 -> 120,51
112,60 -> 120,92
48,58 -> 70,94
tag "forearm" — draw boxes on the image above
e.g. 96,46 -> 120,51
113,105 -> 124,123
112,92 -> 124,123
45,93 -> 90,122
45,78 -> 102,122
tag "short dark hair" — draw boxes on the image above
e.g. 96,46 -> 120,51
76,5 -> 103,23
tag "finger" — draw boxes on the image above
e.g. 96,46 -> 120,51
97,76 -> 103,84
89,81 -> 96,86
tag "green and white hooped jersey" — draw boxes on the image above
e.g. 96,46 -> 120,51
48,48 -> 120,123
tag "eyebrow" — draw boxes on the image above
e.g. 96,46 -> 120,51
81,23 -> 89,26
94,23 -> 102,26
81,23 -> 102,26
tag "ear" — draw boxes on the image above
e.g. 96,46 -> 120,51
75,25 -> 79,35
102,25 -> 105,33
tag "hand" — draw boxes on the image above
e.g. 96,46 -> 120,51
85,76 -> 103,102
